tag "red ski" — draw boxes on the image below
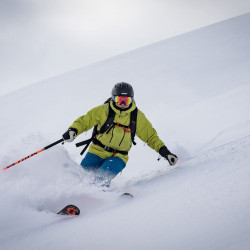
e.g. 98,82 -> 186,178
57,205 -> 80,216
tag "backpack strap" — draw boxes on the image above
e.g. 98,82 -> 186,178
130,107 -> 138,145
76,102 -> 138,155
98,103 -> 116,134
75,101 -> 115,155
75,138 -> 93,155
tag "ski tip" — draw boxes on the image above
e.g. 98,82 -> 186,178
57,205 -> 80,216
121,193 -> 134,198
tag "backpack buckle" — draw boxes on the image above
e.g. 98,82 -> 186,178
104,145 -> 111,151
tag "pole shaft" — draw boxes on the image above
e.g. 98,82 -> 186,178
44,139 -> 64,150
2,138 -> 64,170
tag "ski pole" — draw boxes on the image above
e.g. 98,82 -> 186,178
2,138 -> 64,170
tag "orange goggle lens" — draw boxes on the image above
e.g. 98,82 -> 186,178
113,96 -> 133,106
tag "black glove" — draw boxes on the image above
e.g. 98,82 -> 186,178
62,128 -> 78,142
159,146 -> 178,166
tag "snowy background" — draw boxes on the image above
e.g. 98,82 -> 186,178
1,0 -> 250,96
0,13 -> 250,249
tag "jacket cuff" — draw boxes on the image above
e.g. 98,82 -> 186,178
69,127 -> 78,136
159,146 -> 171,157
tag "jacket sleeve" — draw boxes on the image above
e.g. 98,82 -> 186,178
69,105 -> 108,136
136,110 -> 165,152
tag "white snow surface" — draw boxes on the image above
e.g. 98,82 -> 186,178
0,14 -> 250,250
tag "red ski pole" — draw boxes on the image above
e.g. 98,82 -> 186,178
2,138 -> 64,170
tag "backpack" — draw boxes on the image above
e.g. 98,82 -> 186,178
75,98 -> 138,155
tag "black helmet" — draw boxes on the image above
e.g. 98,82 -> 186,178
111,82 -> 134,97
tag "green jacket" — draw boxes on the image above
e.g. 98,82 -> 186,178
69,100 -> 165,163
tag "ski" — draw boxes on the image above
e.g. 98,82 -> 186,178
120,192 -> 134,198
57,205 -> 80,216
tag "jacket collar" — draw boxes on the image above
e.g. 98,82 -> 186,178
110,100 -> 137,115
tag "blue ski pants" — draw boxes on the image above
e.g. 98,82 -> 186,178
81,152 -> 126,185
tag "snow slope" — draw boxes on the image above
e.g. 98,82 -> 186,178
0,13 -> 250,250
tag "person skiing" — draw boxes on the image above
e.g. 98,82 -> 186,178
62,82 -> 178,186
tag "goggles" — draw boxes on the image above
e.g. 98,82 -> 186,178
112,95 -> 133,106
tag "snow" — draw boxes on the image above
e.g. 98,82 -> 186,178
0,13 -> 250,250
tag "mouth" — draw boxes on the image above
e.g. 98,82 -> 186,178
116,103 -> 129,109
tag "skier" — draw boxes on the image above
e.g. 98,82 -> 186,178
62,82 -> 178,186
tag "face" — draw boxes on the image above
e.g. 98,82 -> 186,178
113,95 -> 133,109
115,103 -> 130,109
